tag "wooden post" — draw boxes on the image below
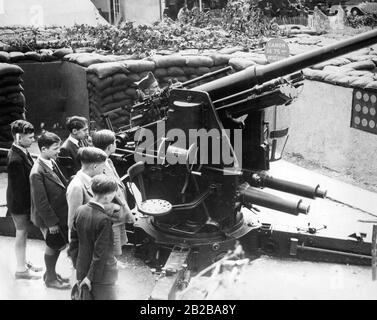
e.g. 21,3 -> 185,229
372,225 -> 377,281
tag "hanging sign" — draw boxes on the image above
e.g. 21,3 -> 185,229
265,38 -> 290,63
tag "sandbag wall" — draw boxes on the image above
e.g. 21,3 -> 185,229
0,63 -> 26,171
85,53 -> 238,130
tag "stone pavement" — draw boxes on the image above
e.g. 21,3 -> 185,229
0,237 -> 155,300
1,159 -> 377,300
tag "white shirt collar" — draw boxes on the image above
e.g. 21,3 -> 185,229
68,135 -> 80,147
90,201 -> 105,211
39,156 -> 53,170
13,143 -> 28,155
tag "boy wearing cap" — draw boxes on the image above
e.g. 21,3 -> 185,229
30,132 -> 70,290
69,174 -> 120,300
7,120 -> 42,280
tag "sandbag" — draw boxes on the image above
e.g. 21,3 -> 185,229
0,84 -> 23,95
0,106 -> 24,116
176,76 -> 189,83
346,55 -> 374,62
124,88 -> 138,100
218,47 -> 245,54
185,56 -> 214,68
0,63 -> 23,77
75,53 -> 111,67
149,55 -> 186,68
196,67 -> 211,76
167,66 -> 185,77
9,52 -> 25,62
0,51 -> 10,63
302,68 -> 328,81
63,53 -> 83,62
334,75 -> 355,87
0,75 -> 23,87
349,76 -> 372,89
87,75 -> 113,92
312,57 -> 351,70
346,60 -> 376,71
25,51 -> 44,61
112,73 -> 130,86
95,84 -> 130,99
0,113 -> 22,125
127,73 -> 142,82
365,81 -> 377,90
182,66 -> 197,75
154,68 -> 168,78
124,60 -> 155,73
206,53 -> 230,66
228,58 -> 256,71
324,72 -> 348,84
53,47 -> 74,58
346,70 -> 374,77
87,62 -> 130,79
0,140 -> 12,148
1,92 -> 26,107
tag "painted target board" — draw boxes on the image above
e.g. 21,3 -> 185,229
351,89 -> 377,134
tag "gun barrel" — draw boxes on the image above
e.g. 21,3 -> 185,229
238,183 -> 310,215
194,29 -> 377,99
250,173 -> 327,199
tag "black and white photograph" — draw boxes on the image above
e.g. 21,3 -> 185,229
0,0 -> 377,304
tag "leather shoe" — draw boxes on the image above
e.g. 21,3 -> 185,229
56,273 -> 70,284
15,269 -> 41,280
26,261 -> 43,272
45,279 -> 71,290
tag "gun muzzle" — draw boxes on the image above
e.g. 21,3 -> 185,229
248,173 -> 327,199
238,183 -> 310,215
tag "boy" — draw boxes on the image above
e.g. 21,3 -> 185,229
58,116 -> 89,180
69,174 -> 120,300
66,146 -> 115,233
30,132 -> 70,290
6,120 -> 42,280
91,130 -> 134,258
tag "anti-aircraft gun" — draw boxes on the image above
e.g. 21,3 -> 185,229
105,29 -> 377,300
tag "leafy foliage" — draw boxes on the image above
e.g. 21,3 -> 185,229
346,13 -> 377,28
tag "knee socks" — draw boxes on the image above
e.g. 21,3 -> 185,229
44,251 -> 60,282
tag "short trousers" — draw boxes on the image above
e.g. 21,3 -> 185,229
11,213 -> 33,231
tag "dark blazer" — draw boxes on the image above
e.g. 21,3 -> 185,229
6,145 -> 33,215
68,202 -> 115,283
30,158 -> 69,229
57,138 -> 81,180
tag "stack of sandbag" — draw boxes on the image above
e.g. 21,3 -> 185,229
148,54 -> 230,88
303,55 -> 377,89
86,60 -> 155,129
0,63 -> 26,171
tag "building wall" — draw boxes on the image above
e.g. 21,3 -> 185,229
121,0 -> 161,25
91,0 -> 111,22
18,62 -> 89,139
265,80 -> 377,189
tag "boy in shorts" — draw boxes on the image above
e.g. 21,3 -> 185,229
30,132 -> 70,289
6,120 -> 42,280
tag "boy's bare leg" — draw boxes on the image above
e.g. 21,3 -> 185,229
15,230 -> 27,272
